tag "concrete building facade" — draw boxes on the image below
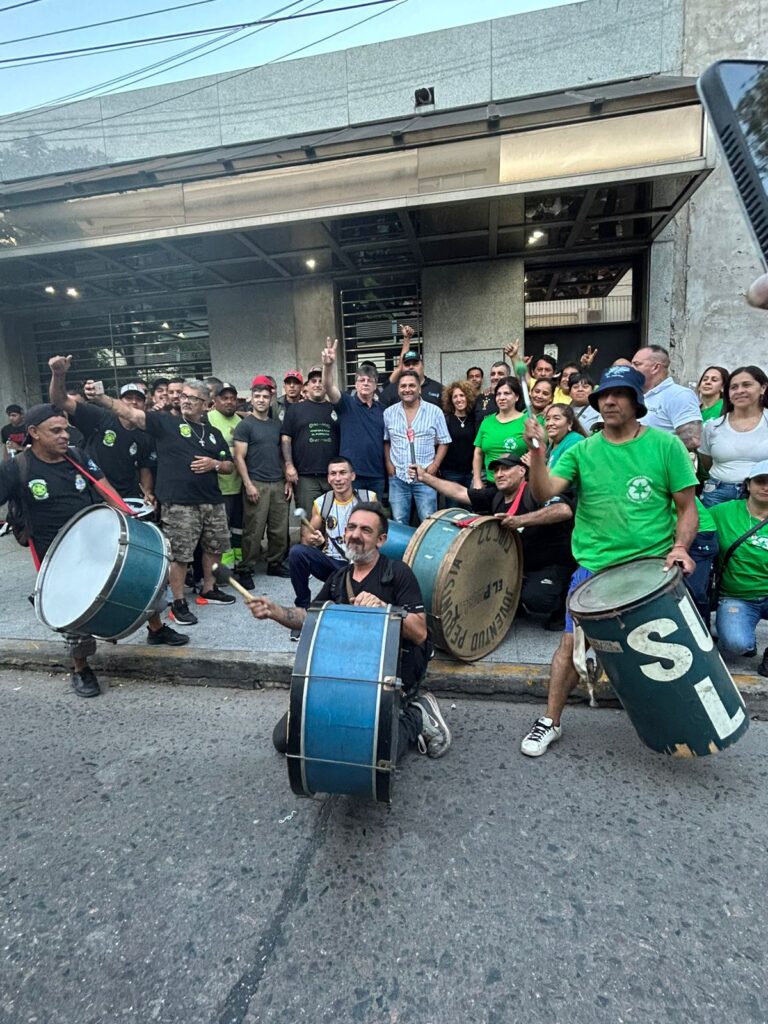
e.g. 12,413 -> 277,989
0,0 -> 765,411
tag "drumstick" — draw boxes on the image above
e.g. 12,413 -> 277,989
514,361 -> 540,449
406,428 -> 416,483
211,562 -> 254,603
293,507 -> 313,530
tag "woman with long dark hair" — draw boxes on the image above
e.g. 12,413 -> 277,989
530,378 -> 555,418
544,403 -> 588,469
699,365 -> 768,508
697,365 -> 729,422
472,376 -> 526,487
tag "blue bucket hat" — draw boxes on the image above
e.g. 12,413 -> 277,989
588,365 -> 647,417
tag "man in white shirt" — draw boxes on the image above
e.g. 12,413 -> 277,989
631,345 -> 702,451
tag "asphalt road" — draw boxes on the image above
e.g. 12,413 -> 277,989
2,670 -> 768,1024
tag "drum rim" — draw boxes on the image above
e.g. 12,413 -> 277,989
568,557 -> 682,620
432,516 -> 522,662
402,506 -> 466,566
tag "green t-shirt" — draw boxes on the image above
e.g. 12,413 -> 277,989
701,398 -> 724,422
205,409 -> 242,496
474,414 -> 526,481
709,499 -> 768,600
553,427 -> 698,572
695,497 -> 715,533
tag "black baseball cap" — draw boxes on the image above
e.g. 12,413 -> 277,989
488,454 -> 525,471
215,382 -> 238,396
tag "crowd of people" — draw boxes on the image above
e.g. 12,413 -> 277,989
0,333 -> 766,767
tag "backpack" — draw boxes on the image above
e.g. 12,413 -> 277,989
318,487 -> 373,559
6,452 -> 33,547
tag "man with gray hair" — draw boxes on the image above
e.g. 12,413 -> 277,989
631,344 -> 702,451
83,377 -> 235,625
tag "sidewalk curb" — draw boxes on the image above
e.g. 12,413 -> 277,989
2,639 -> 767,708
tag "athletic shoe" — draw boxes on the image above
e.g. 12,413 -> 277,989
521,716 -> 562,757
146,624 -> 190,646
170,599 -> 198,625
196,587 -> 236,605
289,627 -> 301,642
0,521 -> 10,538
266,562 -> 291,578
413,692 -> 451,758
71,666 -> 100,698
234,569 -> 255,591
759,647 -> 768,679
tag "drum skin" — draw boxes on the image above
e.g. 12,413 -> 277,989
569,559 -> 748,757
287,603 -> 403,802
35,505 -> 170,640
404,508 -> 522,661
380,520 -> 415,561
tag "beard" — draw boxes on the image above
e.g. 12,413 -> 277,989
348,545 -> 377,565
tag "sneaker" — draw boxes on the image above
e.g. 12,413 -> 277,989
759,647 -> 768,679
234,569 -> 255,591
413,692 -> 452,758
170,599 -> 198,625
289,627 -> 301,642
521,716 -> 562,757
266,562 -> 291,578
71,666 -> 100,698
196,587 -> 236,605
146,624 -> 190,646
0,521 -> 10,538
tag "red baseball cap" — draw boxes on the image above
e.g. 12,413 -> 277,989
251,375 -> 274,390
284,370 -> 304,384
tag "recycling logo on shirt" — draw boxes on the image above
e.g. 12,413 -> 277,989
128,442 -> 138,457
74,474 -> 87,492
179,424 -> 192,438
29,479 -> 49,501
626,475 -> 653,503
750,535 -> 768,552
503,437 -> 522,453
102,429 -> 117,447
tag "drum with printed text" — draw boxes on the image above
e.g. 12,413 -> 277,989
403,508 -> 522,662
568,558 -> 748,756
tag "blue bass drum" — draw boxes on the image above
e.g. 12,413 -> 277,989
380,520 -> 415,561
35,504 -> 171,640
287,603 -> 403,803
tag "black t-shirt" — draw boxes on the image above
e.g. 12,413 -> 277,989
380,375 -> 444,410
281,400 -> 339,475
0,447 -> 103,556
232,416 -> 283,481
317,554 -> 425,613
143,410 -> 228,505
475,392 -> 498,423
441,413 -> 476,475
69,402 -> 154,498
1,422 -> 26,449
467,483 -> 575,571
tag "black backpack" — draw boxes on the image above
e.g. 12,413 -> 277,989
6,452 -> 33,547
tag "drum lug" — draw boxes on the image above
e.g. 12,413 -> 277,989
382,676 -> 401,691
376,759 -> 394,771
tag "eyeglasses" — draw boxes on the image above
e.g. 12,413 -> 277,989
181,393 -> 204,402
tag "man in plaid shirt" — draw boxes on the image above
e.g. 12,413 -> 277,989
384,370 -> 451,524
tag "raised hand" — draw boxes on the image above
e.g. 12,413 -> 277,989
503,339 -> 520,362
48,354 -> 73,375
399,324 -> 415,341
580,345 -> 598,367
321,337 -> 338,365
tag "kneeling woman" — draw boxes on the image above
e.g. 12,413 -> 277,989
709,460 -> 768,676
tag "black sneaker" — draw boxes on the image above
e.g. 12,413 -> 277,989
266,562 -> 291,578
197,587 -> 236,605
147,624 -> 190,646
759,647 -> 768,679
71,666 -> 100,698
170,599 -> 198,625
234,569 -> 255,591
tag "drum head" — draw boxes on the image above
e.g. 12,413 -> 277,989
569,558 -> 676,617
37,506 -> 122,629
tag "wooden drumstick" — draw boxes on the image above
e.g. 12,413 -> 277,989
293,507 -> 313,530
211,562 -> 254,603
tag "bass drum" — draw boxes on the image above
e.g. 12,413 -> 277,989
287,603 -> 403,803
404,508 -> 522,661
35,505 -> 170,640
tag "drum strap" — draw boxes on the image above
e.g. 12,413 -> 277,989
505,480 -> 528,517
712,513 -> 768,606
63,453 -> 135,515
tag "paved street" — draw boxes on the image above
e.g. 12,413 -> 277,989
2,670 -> 767,1024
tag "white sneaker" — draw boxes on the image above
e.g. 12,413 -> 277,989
521,716 -> 562,757
413,692 -> 452,758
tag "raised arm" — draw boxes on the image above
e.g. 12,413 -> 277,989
412,465 -> 470,505
675,420 -> 702,453
321,337 -> 342,404
83,381 -> 147,429
48,355 -> 78,415
388,324 -> 415,385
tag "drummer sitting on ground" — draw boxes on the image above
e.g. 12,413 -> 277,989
410,454 -> 575,630
518,365 -> 698,757
249,502 -> 452,760
0,405 -> 188,699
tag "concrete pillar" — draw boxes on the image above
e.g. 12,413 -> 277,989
292,277 -> 336,380
421,259 -> 524,385
0,316 -> 37,410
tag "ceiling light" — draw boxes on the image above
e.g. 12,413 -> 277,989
532,230 -> 544,240
161,322 -> 170,329
178,332 -> 185,338
66,287 -> 79,297
305,258 -> 317,270
44,285 -> 56,294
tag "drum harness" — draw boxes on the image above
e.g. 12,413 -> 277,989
710,512 -> 768,609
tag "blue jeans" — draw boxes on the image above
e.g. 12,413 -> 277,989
288,544 -> 346,608
353,475 -> 386,500
388,476 -> 437,525
685,530 -> 719,622
700,480 -> 741,508
716,595 -> 768,656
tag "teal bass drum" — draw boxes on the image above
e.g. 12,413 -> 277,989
568,559 -> 748,757
35,505 -> 171,640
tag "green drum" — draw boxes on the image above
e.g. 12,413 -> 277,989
568,558 -> 748,757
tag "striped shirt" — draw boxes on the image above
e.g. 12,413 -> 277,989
383,400 -> 451,482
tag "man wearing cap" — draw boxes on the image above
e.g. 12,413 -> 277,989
233,378 -> 292,579
0,404 -> 189,698
2,404 -> 25,460
631,345 -> 702,451
518,364 -> 699,757
49,358 -> 155,500
206,382 -> 246,582
281,366 -> 340,514
411,454 -> 575,628
320,338 -> 387,496
380,325 -> 444,410
276,370 -> 303,423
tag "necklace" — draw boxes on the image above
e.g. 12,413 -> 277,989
456,414 -> 467,428
184,416 -> 207,447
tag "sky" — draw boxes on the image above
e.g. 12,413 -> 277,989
0,0 -> 571,117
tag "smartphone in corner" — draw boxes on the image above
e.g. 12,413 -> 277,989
698,60 -> 768,266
